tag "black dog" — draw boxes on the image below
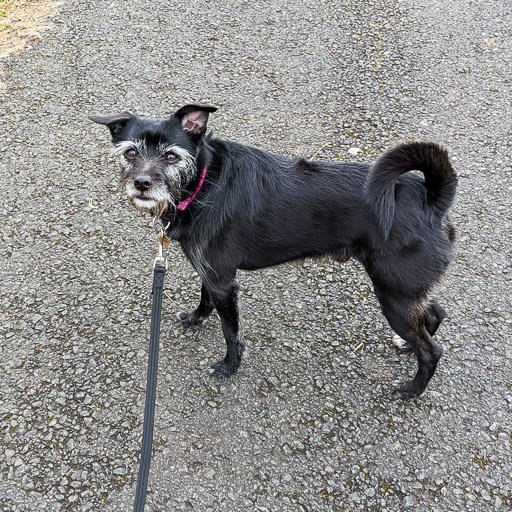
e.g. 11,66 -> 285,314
90,105 -> 457,399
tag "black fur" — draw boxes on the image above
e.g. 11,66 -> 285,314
90,105 -> 457,399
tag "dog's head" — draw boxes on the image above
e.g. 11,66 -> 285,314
90,104 -> 217,215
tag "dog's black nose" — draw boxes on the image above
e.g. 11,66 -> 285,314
134,176 -> 152,191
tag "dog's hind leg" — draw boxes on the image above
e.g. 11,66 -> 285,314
208,279 -> 245,379
178,283 -> 215,328
424,299 -> 446,336
392,299 -> 447,351
375,289 -> 443,399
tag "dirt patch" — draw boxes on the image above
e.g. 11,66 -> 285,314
0,0 -> 60,60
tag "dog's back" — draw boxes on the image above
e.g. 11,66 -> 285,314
194,139 -> 375,269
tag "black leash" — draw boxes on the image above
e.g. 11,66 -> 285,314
133,230 -> 168,512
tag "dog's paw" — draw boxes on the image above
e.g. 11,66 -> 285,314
392,334 -> 412,352
177,310 -> 202,329
210,359 -> 239,380
395,380 -> 424,400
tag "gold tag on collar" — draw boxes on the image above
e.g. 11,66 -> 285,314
162,235 -> 170,247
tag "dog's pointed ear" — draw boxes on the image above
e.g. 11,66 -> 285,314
174,104 -> 217,136
89,112 -> 134,139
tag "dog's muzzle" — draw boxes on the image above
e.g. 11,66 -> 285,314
126,175 -> 173,212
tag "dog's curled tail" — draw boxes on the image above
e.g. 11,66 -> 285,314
364,142 -> 457,239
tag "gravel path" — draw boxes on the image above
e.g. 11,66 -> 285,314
1,0 -> 511,510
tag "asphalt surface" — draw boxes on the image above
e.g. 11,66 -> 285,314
1,0 -> 511,510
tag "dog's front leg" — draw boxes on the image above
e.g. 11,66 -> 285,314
209,280 -> 245,379
178,283 -> 214,328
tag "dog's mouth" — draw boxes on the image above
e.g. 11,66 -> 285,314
132,196 -> 158,208
129,196 -> 170,219
129,194 -> 168,210
126,188 -> 172,219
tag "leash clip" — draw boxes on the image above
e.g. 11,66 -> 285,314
153,229 -> 168,270
152,217 -> 169,269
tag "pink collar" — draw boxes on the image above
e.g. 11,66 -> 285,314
176,165 -> 207,211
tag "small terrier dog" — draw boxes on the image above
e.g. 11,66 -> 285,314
90,104 -> 457,399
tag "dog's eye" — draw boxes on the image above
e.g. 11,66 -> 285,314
125,148 -> 138,159
166,152 -> 179,162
